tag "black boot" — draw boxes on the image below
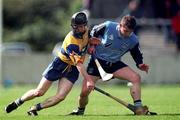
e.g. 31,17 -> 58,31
5,102 -> 18,113
27,106 -> 38,116
69,107 -> 85,115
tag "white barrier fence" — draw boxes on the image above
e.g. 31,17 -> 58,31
1,53 -> 180,86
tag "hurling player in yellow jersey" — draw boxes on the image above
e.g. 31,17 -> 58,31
5,12 -> 94,116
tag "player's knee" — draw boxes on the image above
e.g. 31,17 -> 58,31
56,95 -> 66,102
79,86 -> 91,98
34,89 -> 45,97
58,95 -> 66,101
131,73 -> 141,83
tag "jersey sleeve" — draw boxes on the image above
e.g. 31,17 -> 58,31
130,43 -> 143,67
90,22 -> 107,37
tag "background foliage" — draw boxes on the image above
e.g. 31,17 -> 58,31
3,0 -> 82,52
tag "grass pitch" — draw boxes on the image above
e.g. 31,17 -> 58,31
0,84 -> 180,120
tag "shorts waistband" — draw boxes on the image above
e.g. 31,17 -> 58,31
97,58 -> 114,67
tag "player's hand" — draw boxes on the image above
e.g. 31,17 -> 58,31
89,37 -> 101,46
138,64 -> 149,73
87,45 -> 95,54
86,76 -> 95,91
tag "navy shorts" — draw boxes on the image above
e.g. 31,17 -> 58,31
42,57 -> 79,84
87,56 -> 127,77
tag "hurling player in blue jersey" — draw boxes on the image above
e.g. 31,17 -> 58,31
5,12 -> 95,116
70,15 -> 150,115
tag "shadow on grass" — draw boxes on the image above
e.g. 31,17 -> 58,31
62,113 -> 180,117
157,113 -> 180,116
62,114 -> 135,117
84,114 -> 135,116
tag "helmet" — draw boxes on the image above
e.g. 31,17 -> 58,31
71,12 -> 88,27
71,12 -> 88,38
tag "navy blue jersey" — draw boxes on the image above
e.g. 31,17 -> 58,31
91,21 -> 143,67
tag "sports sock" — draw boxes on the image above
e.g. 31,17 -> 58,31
36,103 -> 42,111
15,98 -> 24,106
78,107 -> 85,112
134,100 -> 142,107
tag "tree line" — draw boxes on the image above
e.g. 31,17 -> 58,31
3,0 -> 82,52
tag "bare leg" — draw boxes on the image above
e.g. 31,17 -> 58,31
40,78 -> 73,109
69,76 -> 99,115
78,79 -> 91,108
79,76 -> 99,108
114,67 -> 150,115
29,78 -> 73,111
113,67 -> 141,101
21,77 -> 52,101
5,77 -> 52,113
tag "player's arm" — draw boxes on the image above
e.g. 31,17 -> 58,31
90,22 -> 106,37
130,43 -> 149,73
87,23 -> 106,54
66,44 -> 94,89
76,62 -> 94,90
130,43 -> 143,66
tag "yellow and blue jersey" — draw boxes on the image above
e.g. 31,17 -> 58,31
57,30 -> 89,66
42,30 -> 90,83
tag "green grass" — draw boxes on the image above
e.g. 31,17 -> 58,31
0,84 -> 180,120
